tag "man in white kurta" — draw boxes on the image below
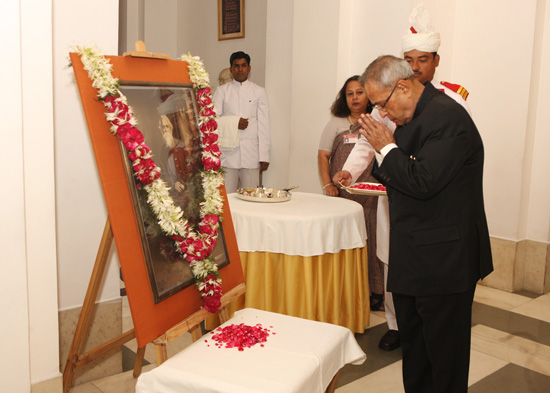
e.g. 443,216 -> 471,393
336,4 -> 472,352
213,51 -> 271,193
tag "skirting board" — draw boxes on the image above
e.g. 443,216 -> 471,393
481,237 -> 550,294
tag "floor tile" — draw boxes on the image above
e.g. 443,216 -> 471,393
336,361 -> 404,393
367,310 -> 387,328
469,363 -> 550,393
122,296 -> 131,318
514,289 -> 541,299
79,285 -> 550,392
91,364 -> 155,393
69,382 -> 103,393
337,323 -> 402,387
123,331 -> 194,369
471,325 -> 550,376
122,316 -> 133,337
122,345 -> 150,373
511,292 -> 550,323
474,284 -> 532,310
467,349 -> 508,385
123,339 -> 157,366
472,302 -> 550,347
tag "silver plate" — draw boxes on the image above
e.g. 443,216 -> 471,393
236,188 -> 292,203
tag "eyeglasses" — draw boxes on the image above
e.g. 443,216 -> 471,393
372,83 -> 398,111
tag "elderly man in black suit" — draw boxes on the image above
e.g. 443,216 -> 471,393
355,55 -> 493,393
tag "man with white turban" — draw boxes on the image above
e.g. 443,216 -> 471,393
402,4 -> 470,111
334,4 -> 472,353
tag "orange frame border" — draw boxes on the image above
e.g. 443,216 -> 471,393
69,53 -> 244,347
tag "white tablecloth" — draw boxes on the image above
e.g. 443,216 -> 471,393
136,308 -> 366,393
228,192 -> 367,256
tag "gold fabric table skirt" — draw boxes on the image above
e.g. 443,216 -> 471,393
211,246 -> 370,333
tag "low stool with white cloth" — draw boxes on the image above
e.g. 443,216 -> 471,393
136,305 -> 366,393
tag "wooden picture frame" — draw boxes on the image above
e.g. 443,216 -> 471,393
118,83 -> 230,303
69,52 -> 245,348
218,0 -> 245,40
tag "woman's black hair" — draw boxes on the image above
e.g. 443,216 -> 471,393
330,75 -> 372,117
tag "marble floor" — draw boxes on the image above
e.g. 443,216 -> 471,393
69,284 -> 550,393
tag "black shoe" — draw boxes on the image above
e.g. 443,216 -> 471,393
378,329 -> 400,351
370,293 -> 385,311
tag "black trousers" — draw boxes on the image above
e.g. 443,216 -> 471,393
393,286 -> 476,393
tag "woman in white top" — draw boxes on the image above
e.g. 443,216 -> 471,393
317,75 -> 385,310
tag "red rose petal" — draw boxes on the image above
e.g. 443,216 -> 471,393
209,323 -> 272,351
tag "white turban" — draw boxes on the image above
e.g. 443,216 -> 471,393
402,4 -> 441,53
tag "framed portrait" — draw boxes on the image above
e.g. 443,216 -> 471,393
218,0 -> 245,40
70,52 -> 245,347
119,82 -> 230,303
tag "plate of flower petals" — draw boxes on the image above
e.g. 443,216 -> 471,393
341,182 -> 387,196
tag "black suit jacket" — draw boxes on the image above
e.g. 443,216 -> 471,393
375,83 -> 493,296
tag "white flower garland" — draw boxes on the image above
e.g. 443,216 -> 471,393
73,45 -> 225,312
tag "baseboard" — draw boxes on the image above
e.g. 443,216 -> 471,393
31,374 -> 62,393
480,237 -> 549,294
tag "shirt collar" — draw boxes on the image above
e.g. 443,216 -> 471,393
230,79 -> 250,87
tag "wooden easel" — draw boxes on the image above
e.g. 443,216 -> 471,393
62,216 -> 246,391
65,44 -> 247,392
152,282 -> 245,366
62,218 -> 138,392
63,45 -> 173,392
123,40 -> 172,59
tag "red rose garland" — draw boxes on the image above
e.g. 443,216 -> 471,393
75,46 -> 225,312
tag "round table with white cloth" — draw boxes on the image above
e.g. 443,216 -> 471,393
229,191 -> 367,256
223,192 -> 371,333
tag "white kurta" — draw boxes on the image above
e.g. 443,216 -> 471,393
213,79 -> 271,169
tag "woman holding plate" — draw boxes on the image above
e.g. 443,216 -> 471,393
317,75 -> 385,310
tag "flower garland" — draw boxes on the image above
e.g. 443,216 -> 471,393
73,45 -> 224,313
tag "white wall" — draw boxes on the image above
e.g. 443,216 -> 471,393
277,0 -> 550,244
341,0 -> 410,82
1,2 -> 32,390
176,0 -> 268,89
130,0 -> 550,244
286,0 -> 342,192
119,0 -> 144,55
54,0 -> 121,312
449,0 -> 538,241
145,0 -> 178,57
521,0 -> 550,243
283,0 -> 409,193
261,0 -> 294,189
123,0 -> 268,89
3,0 -> 61,388
22,0 -> 61,386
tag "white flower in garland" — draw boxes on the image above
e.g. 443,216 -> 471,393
73,45 -> 225,313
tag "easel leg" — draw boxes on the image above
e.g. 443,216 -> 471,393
133,346 -> 146,377
218,305 -> 230,324
190,324 -> 203,342
154,342 -> 168,366
62,218 -> 114,393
